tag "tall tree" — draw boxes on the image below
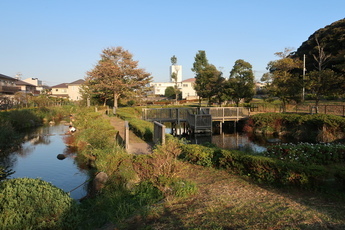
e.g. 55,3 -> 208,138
191,50 -> 209,73
228,59 -> 255,106
265,48 -> 302,111
85,47 -> 152,108
194,64 -> 222,106
170,55 -> 180,103
307,37 -> 342,111
192,50 -> 214,105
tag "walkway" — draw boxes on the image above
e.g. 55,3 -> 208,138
102,114 -> 153,155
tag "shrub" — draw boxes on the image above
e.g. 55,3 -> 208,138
263,143 -> 345,165
179,144 -> 215,167
0,178 -> 81,229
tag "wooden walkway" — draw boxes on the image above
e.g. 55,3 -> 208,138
142,107 -> 250,133
103,114 -> 152,154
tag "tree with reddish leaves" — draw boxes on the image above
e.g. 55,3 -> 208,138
85,47 -> 152,108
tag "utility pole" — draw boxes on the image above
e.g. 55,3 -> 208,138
302,54 -> 306,102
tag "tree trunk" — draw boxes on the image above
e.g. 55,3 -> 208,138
113,92 -> 120,108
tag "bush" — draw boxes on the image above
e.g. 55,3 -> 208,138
179,144 -> 215,167
0,178 -> 81,229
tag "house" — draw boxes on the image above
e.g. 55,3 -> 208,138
0,73 -> 20,95
67,79 -> 85,101
50,79 -> 84,101
15,79 -> 38,95
50,83 -> 69,98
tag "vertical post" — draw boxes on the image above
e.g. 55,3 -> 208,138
124,121 -> 129,150
302,54 -> 306,102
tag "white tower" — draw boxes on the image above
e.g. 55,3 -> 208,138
170,65 -> 182,83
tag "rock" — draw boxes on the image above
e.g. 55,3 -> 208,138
57,154 -> 66,160
90,172 -> 108,196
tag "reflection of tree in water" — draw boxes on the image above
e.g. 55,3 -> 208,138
0,154 -> 17,178
22,128 -> 51,146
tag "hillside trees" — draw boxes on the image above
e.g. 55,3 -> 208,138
85,47 -> 152,108
293,18 -> 345,102
228,59 -> 255,106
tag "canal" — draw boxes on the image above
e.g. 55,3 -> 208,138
0,123 -> 89,200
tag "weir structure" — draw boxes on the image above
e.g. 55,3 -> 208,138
142,107 -> 250,134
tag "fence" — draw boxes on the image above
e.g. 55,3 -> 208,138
153,121 -> 166,144
251,104 -> 345,116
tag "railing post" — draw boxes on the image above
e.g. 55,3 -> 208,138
124,121 -> 129,150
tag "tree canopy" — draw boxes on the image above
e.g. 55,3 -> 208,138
228,59 -> 255,106
192,50 -> 223,105
262,48 -> 302,111
85,47 -> 152,108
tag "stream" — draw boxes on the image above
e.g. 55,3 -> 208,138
0,123 -> 89,200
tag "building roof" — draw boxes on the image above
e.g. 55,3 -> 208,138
51,83 -> 68,88
182,78 -> 195,82
0,73 -> 16,81
69,79 -> 85,85
15,79 -> 36,86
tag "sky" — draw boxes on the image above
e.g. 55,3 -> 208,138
1,0 -> 344,86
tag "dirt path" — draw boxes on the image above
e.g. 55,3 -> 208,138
102,114 -> 153,154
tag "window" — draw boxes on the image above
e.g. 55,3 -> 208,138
183,84 -> 188,87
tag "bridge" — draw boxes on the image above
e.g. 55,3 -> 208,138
142,107 -> 250,133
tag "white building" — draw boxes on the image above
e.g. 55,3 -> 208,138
149,65 -> 198,100
23,78 -> 48,93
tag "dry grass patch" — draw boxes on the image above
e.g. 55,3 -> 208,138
124,163 -> 345,230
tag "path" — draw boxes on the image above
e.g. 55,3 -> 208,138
102,114 -> 153,155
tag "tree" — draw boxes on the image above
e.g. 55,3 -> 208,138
227,59 -> 255,106
307,37 -> 342,111
165,86 -> 176,99
194,64 -> 222,106
192,50 -> 221,104
265,48 -> 302,112
170,55 -> 180,103
85,47 -> 152,108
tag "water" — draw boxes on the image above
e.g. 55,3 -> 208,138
167,122 -> 288,153
1,123 -> 89,200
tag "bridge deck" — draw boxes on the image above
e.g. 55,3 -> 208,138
142,107 -> 250,133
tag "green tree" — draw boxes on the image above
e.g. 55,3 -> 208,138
165,86 -> 176,99
265,48 -> 302,112
307,38 -> 343,111
170,55 -> 180,103
192,50 -> 222,105
194,64 -> 222,106
228,59 -> 255,106
85,46 -> 152,108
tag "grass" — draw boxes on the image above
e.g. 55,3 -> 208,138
121,163 -> 345,229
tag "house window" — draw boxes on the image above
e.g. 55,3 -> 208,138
183,84 -> 188,87
55,89 -> 58,92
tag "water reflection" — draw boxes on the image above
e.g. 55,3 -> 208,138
0,123 -> 89,200
167,121 -> 286,153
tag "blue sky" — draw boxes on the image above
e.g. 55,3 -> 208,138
1,0 -> 344,86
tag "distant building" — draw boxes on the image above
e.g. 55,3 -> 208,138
0,73 -> 19,95
149,65 -> 197,100
15,79 -> 38,95
23,78 -> 49,93
50,79 -> 84,101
